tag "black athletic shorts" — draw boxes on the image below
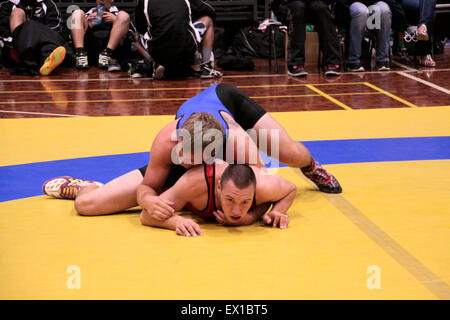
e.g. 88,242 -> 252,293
138,164 -> 188,190
215,83 -> 267,131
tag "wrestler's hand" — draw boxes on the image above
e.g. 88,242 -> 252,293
175,218 -> 203,237
145,195 -> 175,221
263,211 -> 290,229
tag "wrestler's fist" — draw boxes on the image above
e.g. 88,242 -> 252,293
144,195 -> 175,220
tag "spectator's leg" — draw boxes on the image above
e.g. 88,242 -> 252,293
196,15 -> 222,78
70,9 -> 88,49
419,0 -> 436,28
348,2 -> 368,66
286,0 -> 306,67
196,16 -> 214,65
374,1 -> 392,66
106,11 -> 130,51
9,8 -> 26,33
308,0 -> 340,67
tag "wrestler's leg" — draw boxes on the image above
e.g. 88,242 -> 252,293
74,169 -> 143,216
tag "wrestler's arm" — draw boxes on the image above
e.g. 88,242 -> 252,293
256,174 -> 297,228
259,174 -> 297,215
136,130 -> 175,220
140,170 -> 204,237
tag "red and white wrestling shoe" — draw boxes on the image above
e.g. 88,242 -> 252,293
301,159 -> 342,194
42,176 -> 103,199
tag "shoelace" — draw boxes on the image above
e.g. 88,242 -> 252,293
77,55 -> 87,63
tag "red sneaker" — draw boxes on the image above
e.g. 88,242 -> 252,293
301,159 -> 342,193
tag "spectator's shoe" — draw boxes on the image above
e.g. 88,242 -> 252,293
287,65 -> 308,77
107,58 -> 121,72
398,46 -> 410,62
75,48 -> 89,70
98,49 -> 111,69
40,46 -> 66,76
200,62 -> 223,78
128,61 -> 144,78
347,63 -> 364,72
376,61 -> 391,71
419,54 -> 436,67
324,64 -> 341,76
153,63 -> 165,79
42,176 -> 103,199
301,159 -> 342,194
416,24 -> 429,41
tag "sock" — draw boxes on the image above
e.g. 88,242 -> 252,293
75,47 -> 85,54
201,46 -> 212,65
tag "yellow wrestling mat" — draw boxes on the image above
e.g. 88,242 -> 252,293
1,107 -> 449,299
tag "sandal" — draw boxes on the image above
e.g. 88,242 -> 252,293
419,54 -> 436,67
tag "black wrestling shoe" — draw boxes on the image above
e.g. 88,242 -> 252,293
301,159 -> 342,193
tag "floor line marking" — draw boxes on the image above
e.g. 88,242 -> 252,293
305,84 -> 353,110
0,92 -> 382,105
363,82 -> 418,108
0,110 -> 88,117
391,60 -> 418,71
0,82 -> 367,94
291,168 -> 450,299
0,67 -> 448,83
323,192 -> 450,300
396,71 -> 450,95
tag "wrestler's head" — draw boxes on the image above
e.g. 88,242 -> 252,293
218,164 -> 256,222
177,112 -> 225,168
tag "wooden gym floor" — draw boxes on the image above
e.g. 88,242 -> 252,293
0,50 -> 449,299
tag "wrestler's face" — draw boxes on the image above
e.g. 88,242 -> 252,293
218,180 -> 255,222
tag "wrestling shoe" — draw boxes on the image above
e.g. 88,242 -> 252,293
301,159 -> 342,193
42,176 -> 103,199
40,46 -> 66,76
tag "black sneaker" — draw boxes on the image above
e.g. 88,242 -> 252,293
347,63 -> 364,72
325,64 -> 341,76
376,61 -> 390,71
75,48 -> 88,70
153,63 -> 165,79
301,159 -> 342,193
107,58 -> 121,72
288,65 -> 308,77
200,62 -> 223,78
98,48 -> 112,69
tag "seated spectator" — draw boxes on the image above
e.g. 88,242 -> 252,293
272,0 -> 342,77
134,0 -> 222,79
0,0 -> 67,76
399,0 -> 436,67
70,0 -> 132,72
344,1 -> 392,72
